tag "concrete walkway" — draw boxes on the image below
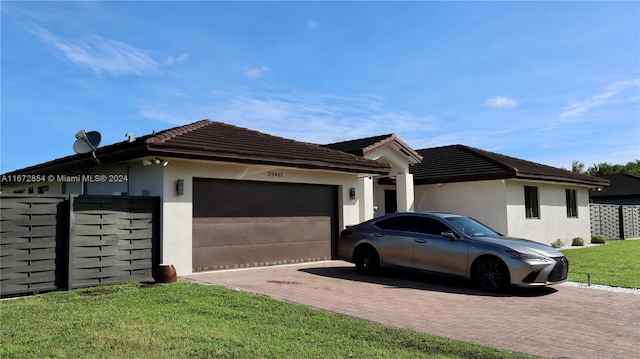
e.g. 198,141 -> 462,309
184,260 -> 640,359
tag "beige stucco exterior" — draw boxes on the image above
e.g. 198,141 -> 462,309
155,159 -> 366,275
414,179 -> 592,245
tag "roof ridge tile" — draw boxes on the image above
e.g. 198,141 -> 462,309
146,119 -> 212,144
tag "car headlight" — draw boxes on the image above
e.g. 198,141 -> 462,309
506,250 -> 552,262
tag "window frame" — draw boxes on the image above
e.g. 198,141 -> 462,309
524,185 -> 540,219
566,189 -> 578,218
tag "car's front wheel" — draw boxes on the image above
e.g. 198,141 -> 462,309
353,245 -> 380,275
472,257 -> 509,292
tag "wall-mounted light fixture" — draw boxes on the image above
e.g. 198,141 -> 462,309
349,187 -> 356,200
154,158 -> 169,166
176,179 -> 184,196
143,158 -> 169,166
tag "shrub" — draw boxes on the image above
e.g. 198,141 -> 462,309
591,235 -> 607,244
571,237 -> 584,246
550,238 -> 564,248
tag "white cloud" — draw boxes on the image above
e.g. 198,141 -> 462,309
213,92 -> 438,144
486,96 -> 518,108
166,53 -> 189,65
31,25 -> 158,76
307,20 -> 320,29
560,79 -> 640,118
245,65 -> 271,79
139,90 -> 437,144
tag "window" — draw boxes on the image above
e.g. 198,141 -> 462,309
524,186 -> 540,219
375,215 -> 421,232
566,189 -> 578,218
37,185 -> 49,194
415,218 -> 450,236
375,215 -> 451,237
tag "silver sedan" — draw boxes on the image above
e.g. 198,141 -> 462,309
337,212 -> 569,291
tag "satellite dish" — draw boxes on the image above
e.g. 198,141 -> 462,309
73,130 -> 102,154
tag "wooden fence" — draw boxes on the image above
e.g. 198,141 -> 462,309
1,194 -> 160,297
590,204 -> 640,240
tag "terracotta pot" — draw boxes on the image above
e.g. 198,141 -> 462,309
154,264 -> 177,283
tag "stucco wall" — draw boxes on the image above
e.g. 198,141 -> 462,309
414,180 -> 509,234
506,180 -> 591,245
159,159 -> 361,275
414,179 -> 592,245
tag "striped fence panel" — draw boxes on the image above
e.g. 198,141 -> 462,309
0,196 -> 67,296
68,195 -> 159,289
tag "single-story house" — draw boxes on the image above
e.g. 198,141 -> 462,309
325,136 -> 609,245
1,120 -> 608,275
589,174 -> 640,205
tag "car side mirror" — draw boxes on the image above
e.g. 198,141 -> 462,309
441,231 -> 458,241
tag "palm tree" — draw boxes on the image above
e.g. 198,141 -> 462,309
571,161 -> 585,173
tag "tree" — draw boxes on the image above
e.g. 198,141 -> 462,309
582,161 -> 640,176
571,161 -> 585,173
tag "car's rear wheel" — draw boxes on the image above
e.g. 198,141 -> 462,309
353,245 -> 380,275
472,257 -> 509,292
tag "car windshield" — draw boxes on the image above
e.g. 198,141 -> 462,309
445,216 -> 500,237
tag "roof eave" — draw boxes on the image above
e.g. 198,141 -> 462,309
362,136 -> 423,164
514,173 -> 610,187
147,148 -> 392,175
412,171 -> 609,187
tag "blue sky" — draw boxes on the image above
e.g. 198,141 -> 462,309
2,1 -> 639,173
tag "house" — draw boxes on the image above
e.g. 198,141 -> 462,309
2,120 -> 402,275
326,138 -> 609,244
2,120 -> 608,275
410,145 -> 609,244
589,174 -> 640,205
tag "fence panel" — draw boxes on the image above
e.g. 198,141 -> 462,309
0,196 -> 67,296
621,206 -> 640,239
68,195 -> 159,289
590,204 -> 640,239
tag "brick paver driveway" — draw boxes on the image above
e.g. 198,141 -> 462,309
184,260 -> 640,359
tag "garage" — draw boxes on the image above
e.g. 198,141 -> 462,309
192,178 -> 339,271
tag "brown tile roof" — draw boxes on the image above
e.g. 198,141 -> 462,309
410,145 -> 609,187
145,120 -> 391,173
1,120 -> 391,177
323,134 -> 395,155
324,134 -> 423,163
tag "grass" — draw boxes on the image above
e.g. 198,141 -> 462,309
4,240 -> 636,359
560,239 -> 640,289
0,282 -> 536,359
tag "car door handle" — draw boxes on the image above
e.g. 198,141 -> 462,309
374,233 -> 384,237
415,239 -> 427,243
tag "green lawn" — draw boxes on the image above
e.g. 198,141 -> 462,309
0,282 -> 535,359
3,240 -> 637,358
560,239 -> 640,289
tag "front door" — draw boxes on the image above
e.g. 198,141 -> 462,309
384,189 -> 397,214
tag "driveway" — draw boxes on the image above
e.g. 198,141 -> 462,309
183,260 -> 640,359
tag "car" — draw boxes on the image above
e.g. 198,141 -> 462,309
337,212 -> 569,291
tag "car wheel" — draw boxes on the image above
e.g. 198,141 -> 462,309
354,245 -> 380,275
472,257 -> 509,292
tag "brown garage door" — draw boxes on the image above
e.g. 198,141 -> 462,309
192,178 -> 339,272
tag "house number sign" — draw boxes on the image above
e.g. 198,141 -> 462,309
267,171 -> 284,178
